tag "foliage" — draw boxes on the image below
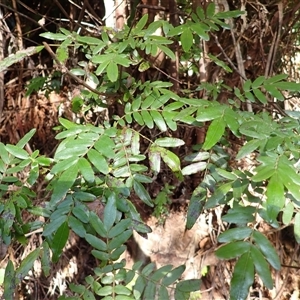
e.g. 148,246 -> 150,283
2,2 -> 300,300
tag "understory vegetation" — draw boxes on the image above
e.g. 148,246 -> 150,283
1,1 -> 300,299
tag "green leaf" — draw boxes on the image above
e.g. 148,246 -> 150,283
78,157 -> 95,183
161,265 -> 185,286
206,2 -> 215,18
50,164 -> 78,206
108,230 -> 132,251
236,139 -> 262,160
133,111 -> 145,126
87,149 -> 109,174
150,265 -> 173,281
94,135 -> 115,159
202,117 -> 226,150
150,110 -> 167,132
15,248 -> 40,283
186,186 -> 206,229
176,279 -> 201,292
252,166 -> 275,182
160,148 -> 181,173
182,162 -> 207,175
40,32 -> 68,40
184,152 -> 210,162
107,62 -> 118,82
275,81 -> 300,91
141,110 -> 154,128
133,180 -> 153,207
68,215 -> 86,238
149,147 -> 161,173
133,275 -> 146,299
230,252 -> 254,300
162,111 -> 177,131
136,14 -> 148,31
5,145 -> 29,159
52,221 -> 69,263
215,241 -> 251,259
181,28 -> 193,52
294,212 -> 300,244
3,260 -> 16,300
158,45 -> 175,60
89,212 -> 107,237
43,215 -> 68,236
264,74 -> 288,84
85,233 -> 107,251
155,137 -> 185,148
282,202 -> 294,225
103,193 -> 117,231
41,241 -> 51,276
253,87 -> 267,104
253,231 -> 280,270
218,227 -> 252,243
158,286 -> 169,300
250,245 -> 273,289
196,105 -> 223,122
108,219 -> 131,238
16,129 -> 36,148
264,84 -> 285,101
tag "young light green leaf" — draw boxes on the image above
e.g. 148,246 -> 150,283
203,117 -> 226,150
230,252 -> 254,300
253,231 -> 281,270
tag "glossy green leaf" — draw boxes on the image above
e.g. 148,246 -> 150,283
215,241 -> 251,259
133,180 -> 153,207
218,227 -> 252,243
230,252 -> 254,300
162,111 -> 177,131
87,149 -> 109,174
160,148 -> 181,173
133,111 -> 145,126
150,110 -> 167,132
253,231 -> 280,270
203,117 -> 226,150
52,221 -> 69,263
141,110 -> 154,128
5,145 -> 29,159
155,137 -> 185,148
250,245 -> 273,289
182,161 -> 207,175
